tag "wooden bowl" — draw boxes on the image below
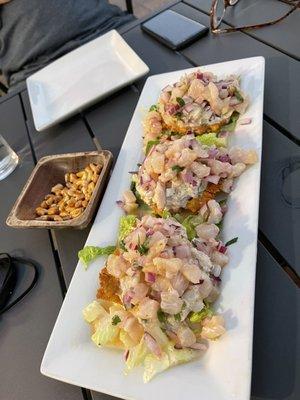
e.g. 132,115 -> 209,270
6,151 -> 113,229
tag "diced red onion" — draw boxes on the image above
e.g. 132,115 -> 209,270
182,171 -> 194,184
165,103 -> 180,115
239,117 -> 252,125
188,342 -> 207,351
146,228 -> 154,237
116,200 -> 124,208
218,154 -> 230,163
208,148 -> 219,159
123,292 -> 133,308
196,72 -> 203,80
204,175 -> 220,184
145,272 -> 156,283
144,333 -> 162,357
217,242 -> 227,254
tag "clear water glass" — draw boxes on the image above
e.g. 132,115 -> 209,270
0,134 -> 19,181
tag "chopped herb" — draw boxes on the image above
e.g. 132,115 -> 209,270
130,180 -> 143,204
174,313 -> 181,321
161,209 -> 171,219
175,111 -> 183,119
234,89 -> 243,102
225,237 -> 238,246
149,104 -> 158,112
219,199 -> 227,207
189,304 -> 213,323
176,97 -> 185,107
118,240 -> 126,251
172,165 -> 184,173
112,315 -> 121,325
216,220 -> 223,230
145,139 -> 160,155
157,309 -> 167,323
137,237 -> 149,255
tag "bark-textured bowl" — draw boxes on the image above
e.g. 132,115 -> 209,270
6,151 -> 113,229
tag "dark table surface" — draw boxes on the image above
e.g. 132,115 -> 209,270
0,1 -> 299,400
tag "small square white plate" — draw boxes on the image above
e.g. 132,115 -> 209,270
41,57 -> 265,400
26,30 -> 149,131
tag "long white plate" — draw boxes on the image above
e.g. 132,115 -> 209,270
41,57 -> 265,400
27,30 -> 149,131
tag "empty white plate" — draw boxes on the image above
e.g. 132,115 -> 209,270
27,30 -> 149,131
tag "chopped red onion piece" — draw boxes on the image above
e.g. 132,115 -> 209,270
218,154 -> 231,163
145,272 -> 156,283
116,200 -> 124,208
196,72 -> 203,80
217,243 -> 227,254
144,333 -> 162,357
208,148 -> 219,159
239,117 -> 252,125
123,292 -> 133,308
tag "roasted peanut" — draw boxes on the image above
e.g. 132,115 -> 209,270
51,183 -> 63,194
35,163 -> 101,221
36,207 -> 47,216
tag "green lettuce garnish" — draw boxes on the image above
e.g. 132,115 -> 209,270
118,215 -> 137,241
149,104 -> 158,112
143,345 -> 197,382
78,245 -> 116,269
196,132 -> 227,148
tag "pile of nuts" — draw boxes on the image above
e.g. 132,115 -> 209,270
35,163 -> 102,221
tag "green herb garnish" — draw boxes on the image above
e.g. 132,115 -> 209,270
145,139 -> 160,155
172,165 -> 184,173
112,315 -> 121,325
157,309 -> 167,323
176,97 -> 185,107
234,89 -> 243,102
149,104 -> 158,112
161,209 -> 171,219
174,313 -> 181,321
225,237 -> 238,246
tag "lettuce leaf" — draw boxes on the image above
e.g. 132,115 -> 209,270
196,132 -> 227,148
118,215 -> 137,241
125,339 -> 149,372
143,345 -> 197,382
78,245 -> 116,269
82,300 -> 108,323
91,318 -> 120,346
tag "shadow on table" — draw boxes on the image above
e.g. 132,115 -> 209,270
251,244 -> 298,399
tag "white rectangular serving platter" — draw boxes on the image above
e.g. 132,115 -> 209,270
41,57 -> 265,400
27,30 -> 149,131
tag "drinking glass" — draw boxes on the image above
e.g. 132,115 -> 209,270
0,135 -> 19,181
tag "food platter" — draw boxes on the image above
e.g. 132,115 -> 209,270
41,57 -> 265,400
